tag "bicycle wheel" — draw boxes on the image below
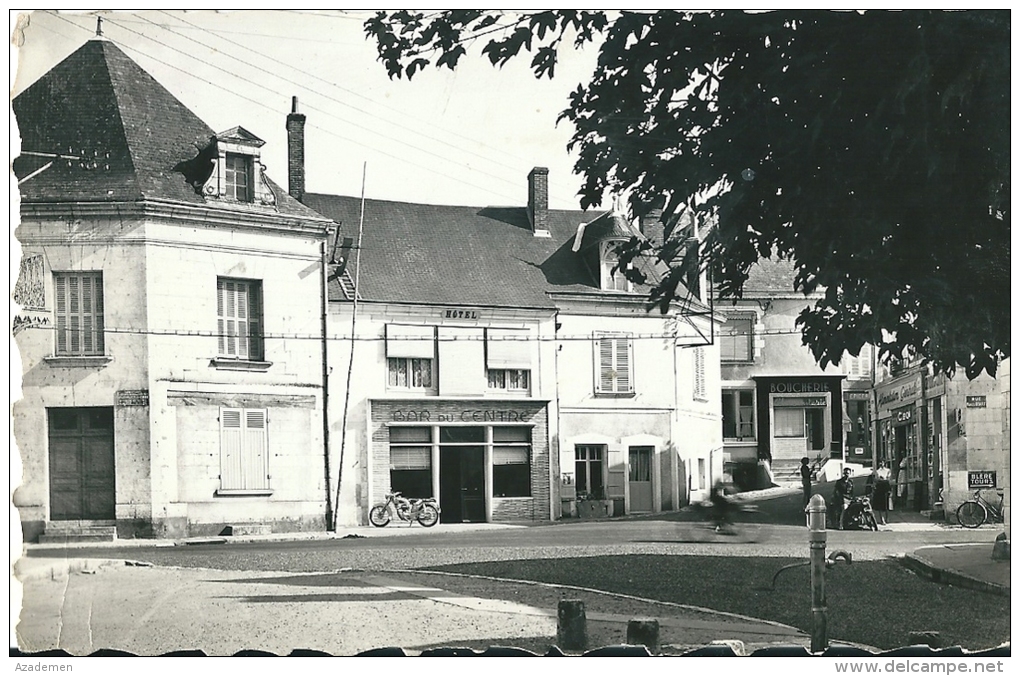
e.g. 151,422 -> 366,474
956,501 -> 986,528
417,504 -> 440,527
369,505 -> 391,527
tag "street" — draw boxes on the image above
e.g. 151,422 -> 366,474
14,515 -> 1010,655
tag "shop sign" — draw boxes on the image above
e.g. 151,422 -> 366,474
773,396 -> 827,408
893,407 -> 913,423
966,396 -> 987,408
968,470 -> 996,489
115,389 -> 149,407
844,391 -> 871,401
391,408 -> 530,423
876,373 -> 923,412
768,382 -> 828,394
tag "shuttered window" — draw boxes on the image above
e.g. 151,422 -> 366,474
389,426 -> 433,498
844,344 -> 874,381
217,278 -> 263,360
595,333 -> 634,394
219,407 -> 270,492
493,426 -> 531,497
53,272 -> 104,356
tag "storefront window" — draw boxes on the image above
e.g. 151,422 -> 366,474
492,427 -> 531,497
775,408 -> 804,437
389,426 -> 433,498
722,390 -> 755,439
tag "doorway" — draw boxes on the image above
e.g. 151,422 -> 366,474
628,446 -> 653,512
48,407 -> 115,521
439,446 -> 485,523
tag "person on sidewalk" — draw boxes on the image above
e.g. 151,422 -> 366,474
872,460 -> 892,525
800,456 -> 813,508
832,467 -> 855,529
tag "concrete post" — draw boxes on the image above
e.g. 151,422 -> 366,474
557,599 -> 587,651
806,493 -> 828,652
626,619 -> 659,653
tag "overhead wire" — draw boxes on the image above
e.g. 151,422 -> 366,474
53,12 -> 524,206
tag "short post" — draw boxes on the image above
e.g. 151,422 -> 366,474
557,599 -> 587,651
806,494 -> 828,653
626,619 -> 659,654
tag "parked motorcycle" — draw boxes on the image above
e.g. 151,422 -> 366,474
841,495 -> 879,531
369,491 -> 440,528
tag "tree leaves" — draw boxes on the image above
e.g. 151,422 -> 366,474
364,10 -> 1010,378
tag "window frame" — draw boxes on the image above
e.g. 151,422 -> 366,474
486,368 -> 531,394
53,271 -> 105,357
216,277 -> 264,362
492,426 -> 532,498
387,356 -> 436,391
594,332 -> 635,396
719,313 -> 755,363
388,426 -> 434,499
224,152 -> 254,202
722,389 -> 756,441
575,444 -> 606,500
599,240 -> 632,292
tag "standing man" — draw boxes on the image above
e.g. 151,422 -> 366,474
800,456 -> 813,508
832,467 -> 855,529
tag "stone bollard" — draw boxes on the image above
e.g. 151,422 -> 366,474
627,619 -> 660,653
908,631 -> 942,649
557,599 -> 587,651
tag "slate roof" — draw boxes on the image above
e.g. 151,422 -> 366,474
12,38 -> 322,221
303,193 -> 684,308
730,258 -> 817,297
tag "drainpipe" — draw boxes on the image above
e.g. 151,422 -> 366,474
321,238 -> 333,530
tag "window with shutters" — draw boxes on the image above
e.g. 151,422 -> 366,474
843,344 -> 874,381
217,278 -> 263,361
218,408 -> 270,494
389,426 -> 433,498
692,347 -> 708,401
594,332 -> 634,395
53,272 -> 105,356
493,427 -> 531,497
720,314 -> 754,363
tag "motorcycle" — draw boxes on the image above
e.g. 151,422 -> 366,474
369,491 -> 440,528
841,495 -> 879,531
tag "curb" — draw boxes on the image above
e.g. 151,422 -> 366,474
897,553 -> 1009,598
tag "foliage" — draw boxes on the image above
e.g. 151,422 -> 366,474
365,10 -> 1010,378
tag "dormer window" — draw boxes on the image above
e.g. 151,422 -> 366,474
191,127 -> 276,207
225,153 -> 253,202
600,241 -> 632,292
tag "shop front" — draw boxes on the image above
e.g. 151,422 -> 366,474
753,376 -> 845,478
843,389 -> 873,465
876,371 -> 928,510
367,399 -> 551,523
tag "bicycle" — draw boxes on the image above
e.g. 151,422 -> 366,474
369,491 -> 440,528
955,489 -> 1005,528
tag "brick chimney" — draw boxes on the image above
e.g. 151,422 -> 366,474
286,96 -> 306,201
527,167 -> 551,237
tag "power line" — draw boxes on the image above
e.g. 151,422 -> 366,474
78,15 -> 525,206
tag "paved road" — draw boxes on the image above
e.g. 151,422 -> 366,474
22,519 -> 987,574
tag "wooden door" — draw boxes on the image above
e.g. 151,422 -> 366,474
48,408 -> 115,520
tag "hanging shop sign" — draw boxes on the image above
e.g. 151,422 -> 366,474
967,470 -> 996,489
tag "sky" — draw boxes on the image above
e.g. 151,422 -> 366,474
9,9 -> 602,210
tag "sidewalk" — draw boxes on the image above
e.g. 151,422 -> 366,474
900,542 -> 1010,597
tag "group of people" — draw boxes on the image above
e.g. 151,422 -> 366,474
800,456 -> 893,529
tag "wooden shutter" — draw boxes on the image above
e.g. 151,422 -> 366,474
220,408 -> 243,490
220,408 -> 269,491
486,328 -> 532,369
218,279 -> 262,360
596,334 -> 633,394
55,274 -> 68,354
